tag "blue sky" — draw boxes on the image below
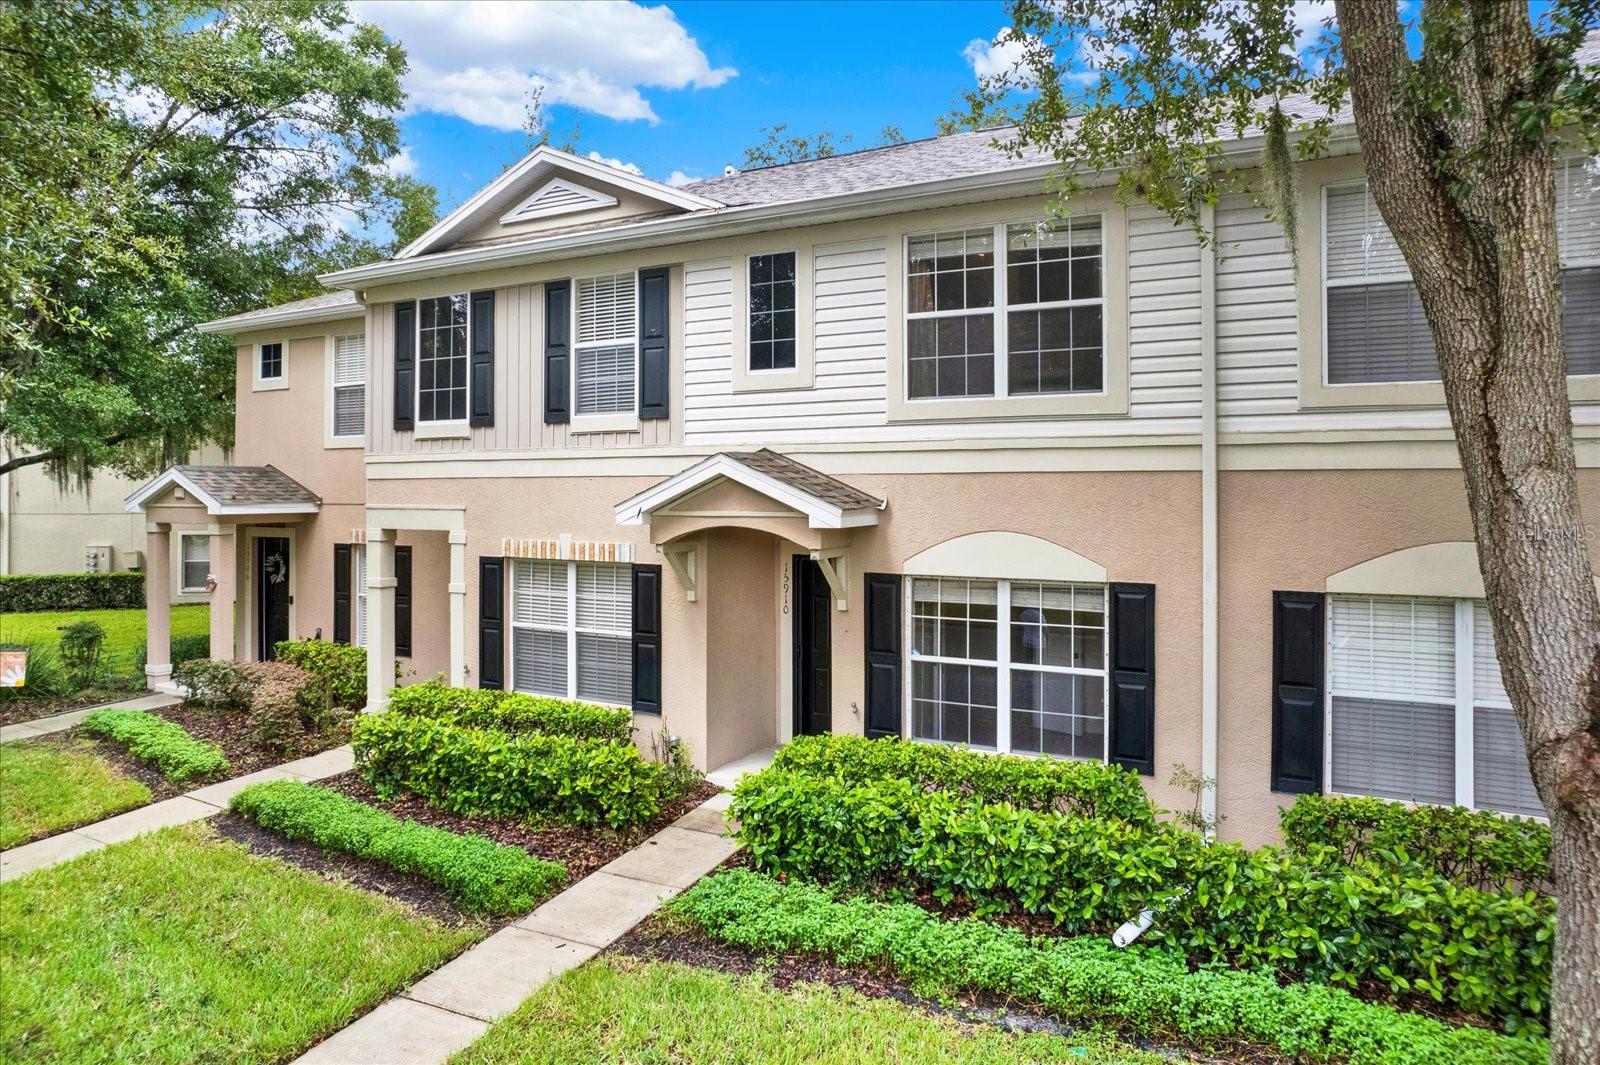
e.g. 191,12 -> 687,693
350,0 -> 1026,213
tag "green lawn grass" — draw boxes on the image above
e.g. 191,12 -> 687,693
0,604 -> 208,675
0,823 -> 480,1064
0,738 -> 151,848
454,956 -> 1171,1065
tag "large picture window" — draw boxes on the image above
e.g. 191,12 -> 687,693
908,577 -> 1107,758
574,272 -> 637,416
1323,157 -> 1600,385
905,218 -> 1104,401
418,294 -> 468,422
510,560 -> 633,706
1328,595 -> 1544,817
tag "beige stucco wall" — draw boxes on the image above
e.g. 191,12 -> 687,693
703,527 -> 781,769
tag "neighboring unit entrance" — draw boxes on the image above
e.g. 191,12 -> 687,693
792,555 -> 832,736
256,536 -> 291,660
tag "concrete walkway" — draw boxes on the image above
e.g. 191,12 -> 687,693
0,744 -> 355,882
0,692 -> 182,744
294,791 -> 740,1065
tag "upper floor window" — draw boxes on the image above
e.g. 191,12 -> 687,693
258,342 -> 284,380
332,334 -> 365,437
905,218 -> 1104,400
1323,159 -> 1600,385
575,272 -> 637,416
749,252 -> 796,371
179,534 -> 210,594
418,294 -> 468,422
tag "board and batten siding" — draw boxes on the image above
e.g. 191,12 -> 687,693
365,290 -> 672,456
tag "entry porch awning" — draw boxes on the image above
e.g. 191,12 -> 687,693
614,449 -> 884,530
124,464 -> 321,517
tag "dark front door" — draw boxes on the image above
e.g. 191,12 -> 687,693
792,556 -> 832,736
256,536 -> 291,660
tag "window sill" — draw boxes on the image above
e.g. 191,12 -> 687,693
730,364 -> 814,394
570,413 -> 640,434
1299,373 -> 1600,410
324,435 -> 365,450
887,388 -> 1128,423
251,376 -> 289,393
414,421 -> 472,440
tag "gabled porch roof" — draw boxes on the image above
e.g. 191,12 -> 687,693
124,465 -> 320,517
614,450 -> 884,530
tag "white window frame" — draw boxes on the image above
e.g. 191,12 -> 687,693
747,249 -> 800,374
178,533 -> 210,594
353,545 -> 368,649
902,217 -> 1108,405
903,577 -> 1110,760
252,341 -> 288,392
1323,594 -> 1546,819
415,293 -> 471,432
509,560 -> 633,708
326,332 -> 366,448
570,270 -> 640,433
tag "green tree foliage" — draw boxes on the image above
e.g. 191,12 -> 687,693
934,87 -> 1021,136
0,0 -> 438,481
742,124 -> 854,167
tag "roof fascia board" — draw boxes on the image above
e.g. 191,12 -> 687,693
197,302 -> 362,335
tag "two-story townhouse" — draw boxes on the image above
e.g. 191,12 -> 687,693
124,127 -> 1600,844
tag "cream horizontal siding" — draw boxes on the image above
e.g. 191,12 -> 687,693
1126,205 -> 1202,428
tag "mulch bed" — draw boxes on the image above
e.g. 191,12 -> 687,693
609,919 -> 1271,1064
319,771 -> 724,883
0,688 -> 139,727
143,701 -> 350,779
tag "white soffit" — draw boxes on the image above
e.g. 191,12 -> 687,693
500,178 -> 618,224
1327,542 -> 1485,599
903,532 -> 1107,583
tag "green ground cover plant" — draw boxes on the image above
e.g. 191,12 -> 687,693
0,824 -> 477,1064
0,604 -> 207,678
453,954 -> 1164,1065
0,738 -> 150,848
0,572 -> 145,612
82,708 -> 227,781
387,680 -> 634,742
231,780 -> 565,916
354,711 -> 670,828
733,766 -> 1553,1024
772,733 -> 1153,823
669,869 -> 1548,1065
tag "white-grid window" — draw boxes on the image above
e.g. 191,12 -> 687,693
510,560 -> 633,706
332,334 -> 365,437
258,342 -> 284,380
1323,158 -> 1600,384
179,534 -> 209,593
1328,595 -> 1544,817
905,217 -> 1104,401
418,294 -> 468,422
354,545 -> 368,648
574,272 -> 637,415
907,577 -> 1108,758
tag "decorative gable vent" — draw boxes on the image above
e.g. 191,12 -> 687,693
499,177 -> 619,224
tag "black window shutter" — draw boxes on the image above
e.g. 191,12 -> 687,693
1108,582 -> 1156,774
469,289 -> 495,428
394,300 -> 416,431
544,280 -> 571,424
638,267 -> 670,420
479,557 -> 504,690
632,564 -> 662,714
1271,591 -> 1326,793
863,572 -> 902,739
394,546 -> 412,658
332,544 -> 352,645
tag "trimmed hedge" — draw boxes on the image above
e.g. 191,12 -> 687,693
82,708 -> 227,781
670,870 -> 1547,1065
353,712 -> 667,828
386,680 -> 633,742
230,780 -> 565,915
731,768 -> 1554,1023
0,572 -> 144,612
771,733 -> 1152,824
274,640 -> 367,715
1280,793 -> 1551,892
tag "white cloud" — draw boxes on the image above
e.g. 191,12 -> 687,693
963,28 -> 1031,83
349,0 -> 736,131
584,150 -> 642,176
382,146 -> 419,177
666,170 -> 698,187
1290,0 -> 1335,49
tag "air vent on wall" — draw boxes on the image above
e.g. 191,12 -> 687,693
499,178 -> 619,224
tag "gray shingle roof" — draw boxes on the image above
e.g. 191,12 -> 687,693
734,449 -> 884,511
199,290 -> 360,334
174,465 -> 320,508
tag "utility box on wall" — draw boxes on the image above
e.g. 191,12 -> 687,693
84,544 -> 112,573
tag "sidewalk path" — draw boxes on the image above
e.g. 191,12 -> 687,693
0,745 -> 355,882
0,692 -> 182,744
293,791 -> 740,1065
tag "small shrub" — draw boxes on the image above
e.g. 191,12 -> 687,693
0,571 -> 144,612
83,708 -> 228,781
175,658 -> 253,712
0,642 -> 71,701
230,780 -> 565,915
274,640 -> 367,716
56,620 -> 107,690
386,680 -> 634,742
770,733 -> 1153,824
670,870 -> 1547,1065
136,634 -> 211,672
1280,793 -> 1551,892
243,660 -> 315,756
354,712 -> 666,828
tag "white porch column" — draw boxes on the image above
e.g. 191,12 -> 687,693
448,529 -> 468,687
208,525 -> 236,660
366,527 -> 397,713
144,522 -> 172,688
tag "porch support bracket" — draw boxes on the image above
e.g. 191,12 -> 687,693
811,547 -> 848,612
663,541 -> 699,603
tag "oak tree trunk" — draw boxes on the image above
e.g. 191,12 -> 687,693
1338,3 -> 1600,1057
